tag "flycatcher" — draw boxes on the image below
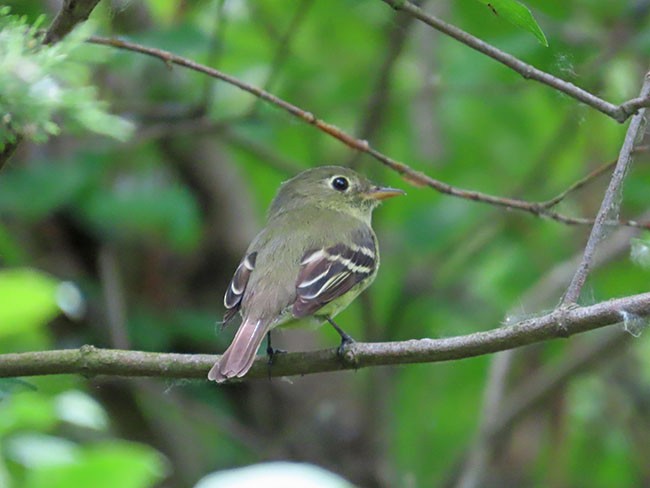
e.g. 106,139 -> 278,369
209,166 -> 404,382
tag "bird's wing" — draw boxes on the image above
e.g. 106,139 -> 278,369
223,252 -> 257,323
293,234 -> 377,318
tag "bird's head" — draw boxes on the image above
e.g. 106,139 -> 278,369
268,166 -> 405,222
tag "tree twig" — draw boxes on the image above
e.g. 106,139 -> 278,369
541,145 -> 650,209
457,350 -> 515,488
43,0 -> 101,44
249,0 -> 313,115
489,329 -> 630,439
2,291 -> 650,380
453,209 -> 649,487
563,72 -> 650,304
86,36 -> 650,231
379,0 -> 650,123
347,0 -> 422,168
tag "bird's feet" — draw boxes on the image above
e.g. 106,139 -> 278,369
337,332 -> 355,358
265,332 -> 287,380
325,316 -> 356,361
266,345 -> 287,366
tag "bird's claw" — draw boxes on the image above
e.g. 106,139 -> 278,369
266,346 -> 287,366
336,334 -> 355,359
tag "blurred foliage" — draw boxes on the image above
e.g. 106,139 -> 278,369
0,8 -> 133,148
1,0 -> 650,487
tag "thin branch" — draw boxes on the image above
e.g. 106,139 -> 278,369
2,292 -> 650,380
249,0 -> 313,115
86,36 -> 650,231
0,134 -> 22,169
43,0 -> 101,44
490,329 -> 629,439
542,161 -> 618,209
563,72 -> 650,304
0,0 -> 103,170
98,246 -> 130,349
455,330 -> 630,487
453,210 -> 649,487
130,115 -> 302,175
219,126 -> 303,175
541,145 -> 650,209
347,1 -> 422,168
198,0 -> 227,113
379,0 -> 650,123
456,350 -> 515,488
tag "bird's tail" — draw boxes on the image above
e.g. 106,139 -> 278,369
208,318 -> 268,383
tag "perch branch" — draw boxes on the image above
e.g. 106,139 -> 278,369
2,292 -> 650,381
43,0 -> 101,44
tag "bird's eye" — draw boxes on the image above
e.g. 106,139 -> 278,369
331,176 -> 349,192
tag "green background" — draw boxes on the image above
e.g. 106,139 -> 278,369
1,0 -> 650,486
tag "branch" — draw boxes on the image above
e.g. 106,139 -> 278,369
0,134 -> 22,169
563,72 -> 650,304
454,212 -> 647,488
380,0 -> 650,123
43,0 -> 101,44
0,0 -> 103,170
456,330 -> 629,488
347,0 -> 422,168
540,145 -> 650,209
86,36 -> 650,231
249,0 -> 314,115
489,329 -> 629,438
2,292 -> 650,380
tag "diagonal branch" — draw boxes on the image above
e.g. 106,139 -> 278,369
86,36 -> 650,231
540,145 -> 650,209
379,0 -> 650,123
489,329 -> 629,439
249,0 -> 313,115
563,72 -> 650,304
2,291 -> 650,381
454,211 -> 648,488
43,0 -> 101,44
347,1 -> 423,168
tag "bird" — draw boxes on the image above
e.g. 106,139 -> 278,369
208,166 -> 404,382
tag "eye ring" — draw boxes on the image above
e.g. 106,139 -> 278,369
330,176 -> 349,192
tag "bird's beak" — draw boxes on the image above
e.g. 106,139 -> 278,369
363,186 -> 406,201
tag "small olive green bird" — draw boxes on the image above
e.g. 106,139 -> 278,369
208,166 -> 404,382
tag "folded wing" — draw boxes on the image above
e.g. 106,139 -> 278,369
293,237 -> 376,317
223,252 -> 257,323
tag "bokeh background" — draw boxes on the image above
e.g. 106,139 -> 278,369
2,0 -> 650,486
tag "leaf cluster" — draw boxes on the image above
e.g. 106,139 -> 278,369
0,8 -> 133,149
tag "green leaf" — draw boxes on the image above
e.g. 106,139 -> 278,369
476,0 -> 548,46
23,441 -> 168,488
0,268 -> 60,337
0,391 -> 57,436
0,11 -> 134,145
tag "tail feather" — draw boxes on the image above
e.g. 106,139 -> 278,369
208,318 -> 268,382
